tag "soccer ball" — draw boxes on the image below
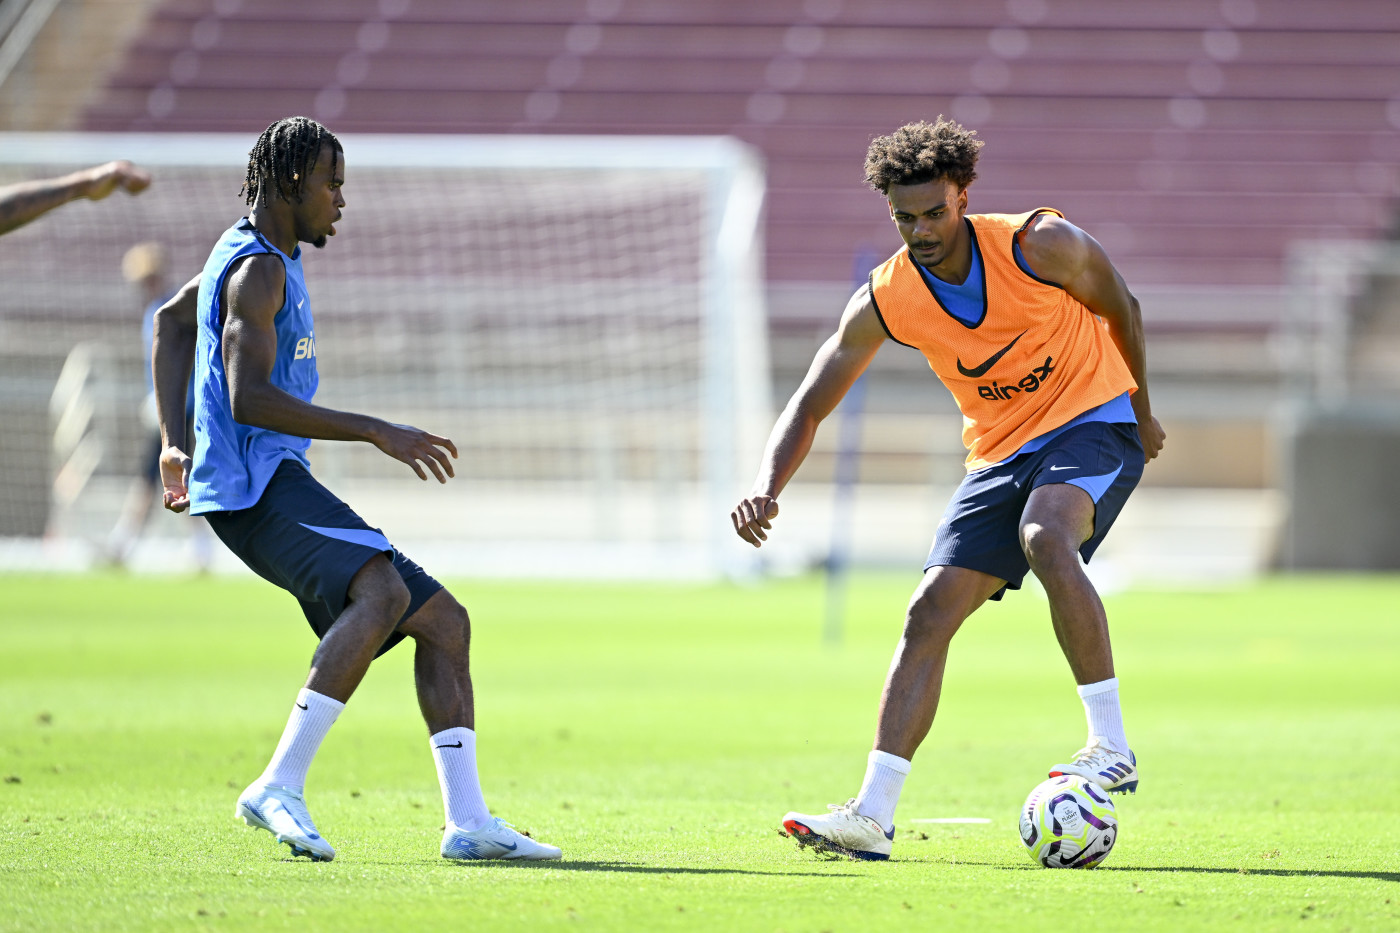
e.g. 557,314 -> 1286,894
1019,774 -> 1118,868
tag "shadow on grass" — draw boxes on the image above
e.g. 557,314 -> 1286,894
964,862 -> 1399,883
1098,866 -> 1400,883
440,860 -> 858,878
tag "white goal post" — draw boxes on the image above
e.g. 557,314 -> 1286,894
0,132 -> 771,579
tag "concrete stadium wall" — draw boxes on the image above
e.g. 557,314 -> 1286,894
1279,407 -> 1400,570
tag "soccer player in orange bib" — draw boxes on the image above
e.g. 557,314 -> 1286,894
732,118 -> 1165,861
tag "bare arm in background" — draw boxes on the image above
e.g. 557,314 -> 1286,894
731,283 -> 889,546
1017,214 -> 1166,462
0,162 -> 151,236
152,275 -> 201,511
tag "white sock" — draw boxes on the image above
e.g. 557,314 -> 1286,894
852,749 -> 911,833
1078,677 -> 1129,753
430,727 -> 492,832
258,688 -> 344,791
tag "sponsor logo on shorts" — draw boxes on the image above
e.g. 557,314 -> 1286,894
977,356 -> 1055,401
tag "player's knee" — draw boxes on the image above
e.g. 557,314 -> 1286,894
1019,521 -> 1077,574
432,595 -> 470,650
404,591 -> 469,650
370,580 -> 412,637
360,567 -> 412,629
902,592 -> 961,649
386,576 -> 412,621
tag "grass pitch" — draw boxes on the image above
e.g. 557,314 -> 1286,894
1,572 -> 1397,931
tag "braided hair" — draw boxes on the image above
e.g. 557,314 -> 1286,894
240,116 -> 342,207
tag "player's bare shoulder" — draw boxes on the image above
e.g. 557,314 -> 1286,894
844,279 -> 875,315
1018,213 -> 1088,269
1017,213 -> 1101,286
835,279 -> 890,347
222,252 -> 286,322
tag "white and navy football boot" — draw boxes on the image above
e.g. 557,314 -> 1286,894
236,783 -> 336,861
1048,739 -> 1138,794
441,818 -> 562,861
781,799 -> 894,860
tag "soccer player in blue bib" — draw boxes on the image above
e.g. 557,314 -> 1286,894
151,117 -> 560,863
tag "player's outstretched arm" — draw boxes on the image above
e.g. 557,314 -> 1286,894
221,254 -> 458,482
0,161 -> 151,236
732,284 -> 887,547
1018,215 -> 1166,462
153,274 -> 201,511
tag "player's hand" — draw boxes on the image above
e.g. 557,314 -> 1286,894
732,495 -> 779,547
371,422 -> 458,483
1139,415 -> 1166,462
82,161 -> 151,200
160,446 -> 192,512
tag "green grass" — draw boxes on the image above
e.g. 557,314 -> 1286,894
1,572 -> 1397,932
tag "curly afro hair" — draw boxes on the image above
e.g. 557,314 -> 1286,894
863,117 -> 984,195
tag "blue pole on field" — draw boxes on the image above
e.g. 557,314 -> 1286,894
823,245 -> 882,645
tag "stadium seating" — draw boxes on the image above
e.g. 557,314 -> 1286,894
81,0 -> 1400,291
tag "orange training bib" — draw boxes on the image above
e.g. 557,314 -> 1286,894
868,208 -> 1136,471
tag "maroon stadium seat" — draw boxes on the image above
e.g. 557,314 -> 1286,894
82,0 -> 1400,291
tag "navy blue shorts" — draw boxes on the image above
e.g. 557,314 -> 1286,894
926,421 -> 1144,600
204,459 -> 443,656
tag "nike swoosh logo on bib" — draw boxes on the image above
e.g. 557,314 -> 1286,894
956,331 -> 1027,378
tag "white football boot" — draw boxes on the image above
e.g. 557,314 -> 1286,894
236,783 -> 336,861
781,799 -> 894,861
441,817 -> 562,861
1048,739 -> 1138,794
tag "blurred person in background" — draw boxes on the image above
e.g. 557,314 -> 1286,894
102,242 -> 213,571
0,161 -> 150,235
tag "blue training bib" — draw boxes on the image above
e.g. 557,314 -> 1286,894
188,218 -> 318,514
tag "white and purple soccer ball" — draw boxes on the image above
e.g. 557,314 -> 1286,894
1019,774 -> 1118,868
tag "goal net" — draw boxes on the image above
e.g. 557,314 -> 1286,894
0,132 -> 770,578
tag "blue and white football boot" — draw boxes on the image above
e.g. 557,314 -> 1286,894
1049,739 -> 1138,794
441,817 -> 562,861
781,799 -> 894,860
235,783 -> 336,861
